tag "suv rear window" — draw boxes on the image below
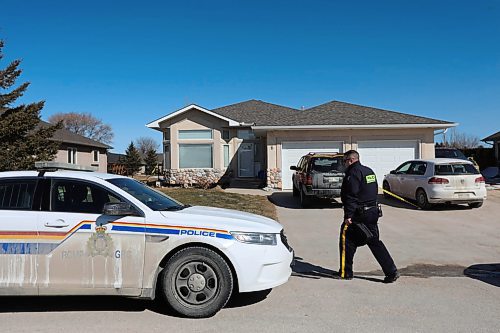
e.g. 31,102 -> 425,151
435,163 -> 478,175
0,179 -> 36,210
310,157 -> 345,173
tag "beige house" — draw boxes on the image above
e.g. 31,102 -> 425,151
147,100 -> 457,189
41,121 -> 111,172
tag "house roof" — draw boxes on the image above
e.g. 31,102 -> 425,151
40,121 -> 112,149
213,100 -> 455,128
147,104 -> 239,129
211,100 -> 300,126
148,99 -> 457,131
482,131 -> 500,141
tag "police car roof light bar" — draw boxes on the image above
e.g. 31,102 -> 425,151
35,161 -> 97,177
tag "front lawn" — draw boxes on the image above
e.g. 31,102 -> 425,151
158,187 -> 277,221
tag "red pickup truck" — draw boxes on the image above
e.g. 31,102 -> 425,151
290,153 -> 345,208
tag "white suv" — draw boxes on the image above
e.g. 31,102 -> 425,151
0,166 -> 293,318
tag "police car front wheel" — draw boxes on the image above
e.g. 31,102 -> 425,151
160,246 -> 233,318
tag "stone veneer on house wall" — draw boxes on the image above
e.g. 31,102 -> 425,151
267,168 -> 282,189
165,169 -> 228,187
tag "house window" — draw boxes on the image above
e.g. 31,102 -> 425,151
92,150 -> 99,163
222,130 -> 230,140
179,144 -> 213,168
67,148 -> 77,164
179,130 -> 212,140
223,145 -> 230,168
237,129 -> 254,140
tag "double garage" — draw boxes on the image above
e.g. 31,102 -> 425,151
281,140 -> 419,190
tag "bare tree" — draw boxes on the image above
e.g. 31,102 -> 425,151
48,112 -> 113,145
136,136 -> 159,155
444,128 -> 480,149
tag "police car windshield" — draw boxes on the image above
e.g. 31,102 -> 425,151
107,178 -> 185,211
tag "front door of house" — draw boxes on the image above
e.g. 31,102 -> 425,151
238,143 -> 254,177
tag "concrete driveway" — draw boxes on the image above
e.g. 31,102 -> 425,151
266,189 -> 500,332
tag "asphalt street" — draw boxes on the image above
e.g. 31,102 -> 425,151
1,190 -> 499,332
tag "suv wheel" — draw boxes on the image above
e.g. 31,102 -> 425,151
300,188 -> 310,208
160,247 -> 233,318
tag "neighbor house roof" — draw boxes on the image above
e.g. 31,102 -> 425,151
40,121 -> 112,149
482,131 -> 500,142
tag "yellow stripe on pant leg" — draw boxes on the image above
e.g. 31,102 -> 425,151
341,224 -> 349,278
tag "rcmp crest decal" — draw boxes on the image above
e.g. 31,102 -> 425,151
87,225 -> 114,257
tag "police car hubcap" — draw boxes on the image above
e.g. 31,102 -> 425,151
188,273 -> 206,292
175,261 -> 219,305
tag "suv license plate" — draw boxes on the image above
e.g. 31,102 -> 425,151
324,177 -> 340,183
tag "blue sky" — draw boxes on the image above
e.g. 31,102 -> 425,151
1,0 -> 499,152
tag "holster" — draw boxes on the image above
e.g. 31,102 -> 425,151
349,222 -> 375,246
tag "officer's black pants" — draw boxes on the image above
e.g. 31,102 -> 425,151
339,208 -> 397,278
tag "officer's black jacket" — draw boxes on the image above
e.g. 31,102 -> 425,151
341,161 -> 378,219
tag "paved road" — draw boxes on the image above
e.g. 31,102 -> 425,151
1,190 -> 499,332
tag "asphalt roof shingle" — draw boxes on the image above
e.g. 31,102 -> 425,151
210,99 -> 453,127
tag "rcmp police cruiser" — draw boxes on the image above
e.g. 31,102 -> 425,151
337,150 -> 399,283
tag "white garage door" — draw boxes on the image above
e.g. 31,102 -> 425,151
357,140 -> 419,186
281,141 -> 343,190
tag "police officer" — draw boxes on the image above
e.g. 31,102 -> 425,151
337,150 -> 399,283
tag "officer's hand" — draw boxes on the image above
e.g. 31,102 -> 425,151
344,218 -> 352,225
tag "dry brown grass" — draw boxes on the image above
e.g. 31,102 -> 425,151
159,187 -> 278,221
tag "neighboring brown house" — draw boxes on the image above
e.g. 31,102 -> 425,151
147,100 -> 457,189
481,131 -> 500,166
41,121 -> 111,172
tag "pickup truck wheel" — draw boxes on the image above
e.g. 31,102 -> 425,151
300,188 -> 310,208
416,189 -> 431,210
160,247 -> 233,318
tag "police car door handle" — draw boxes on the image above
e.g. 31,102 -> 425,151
44,219 -> 69,228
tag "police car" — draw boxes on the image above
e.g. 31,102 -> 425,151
0,163 -> 293,318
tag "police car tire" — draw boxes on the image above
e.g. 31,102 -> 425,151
160,246 -> 233,318
292,183 -> 299,197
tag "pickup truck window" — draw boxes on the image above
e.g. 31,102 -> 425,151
310,157 -> 344,173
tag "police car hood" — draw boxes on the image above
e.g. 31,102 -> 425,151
160,206 -> 282,233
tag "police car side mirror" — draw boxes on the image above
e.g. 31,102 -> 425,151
390,170 -> 396,174
103,202 -> 136,216
290,166 -> 298,171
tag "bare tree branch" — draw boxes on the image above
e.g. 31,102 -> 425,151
48,112 -> 114,145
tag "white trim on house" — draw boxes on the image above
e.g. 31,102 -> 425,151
252,123 -> 458,130
146,104 -> 239,129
